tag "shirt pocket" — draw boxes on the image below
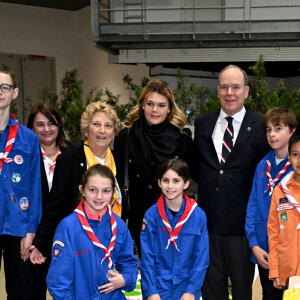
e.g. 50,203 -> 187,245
103,226 -> 124,263
179,225 -> 203,268
277,237 -> 297,279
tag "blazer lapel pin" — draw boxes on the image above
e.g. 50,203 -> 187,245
247,127 -> 251,131
80,163 -> 84,167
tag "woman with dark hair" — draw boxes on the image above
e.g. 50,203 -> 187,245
27,104 -> 78,192
114,80 -> 194,256
26,103 -> 77,300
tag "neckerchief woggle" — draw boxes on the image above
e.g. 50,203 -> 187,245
157,194 -> 197,251
278,171 -> 300,214
83,139 -> 122,217
265,159 -> 290,196
75,200 -> 117,268
0,114 -> 19,175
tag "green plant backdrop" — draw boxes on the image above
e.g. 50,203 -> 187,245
14,56 -> 300,144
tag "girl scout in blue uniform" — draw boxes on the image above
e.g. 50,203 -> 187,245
140,159 -> 209,300
46,164 -> 138,300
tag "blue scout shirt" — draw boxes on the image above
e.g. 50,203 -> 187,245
47,208 -> 138,300
245,150 -> 292,264
0,115 -> 42,236
140,196 -> 209,300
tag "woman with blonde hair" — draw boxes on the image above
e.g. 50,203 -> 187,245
114,80 -> 194,255
30,101 -> 122,267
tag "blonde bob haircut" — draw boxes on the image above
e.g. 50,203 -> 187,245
128,80 -> 187,131
80,101 -> 120,140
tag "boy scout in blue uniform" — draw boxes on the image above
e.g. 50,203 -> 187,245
0,64 -> 42,300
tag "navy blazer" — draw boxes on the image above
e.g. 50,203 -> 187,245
194,110 -> 270,236
34,143 -> 82,257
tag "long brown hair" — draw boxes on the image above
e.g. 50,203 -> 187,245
128,80 -> 187,131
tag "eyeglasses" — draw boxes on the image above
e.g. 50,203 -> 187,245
0,83 -> 14,93
219,85 -> 243,93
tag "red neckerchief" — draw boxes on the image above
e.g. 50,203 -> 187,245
157,194 -> 197,252
265,159 -> 290,196
41,148 -> 61,175
278,171 -> 300,214
75,200 -> 116,268
0,114 -> 19,175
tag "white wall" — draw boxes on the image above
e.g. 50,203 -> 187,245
76,7 -> 149,103
0,3 -> 149,104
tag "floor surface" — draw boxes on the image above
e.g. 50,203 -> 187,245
0,263 -> 263,300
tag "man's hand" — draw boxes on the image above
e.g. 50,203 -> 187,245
20,233 -> 35,261
252,246 -> 269,269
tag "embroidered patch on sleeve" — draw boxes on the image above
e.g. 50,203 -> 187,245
53,240 -> 65,248
141,218 -> 147,232
280,211 -> 288,222
279,197 -> 288,204
53,248 -> 60,257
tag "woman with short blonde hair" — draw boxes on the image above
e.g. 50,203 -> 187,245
30,101 -> 122,271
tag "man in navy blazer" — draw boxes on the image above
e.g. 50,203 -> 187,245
194,65 -> 269,300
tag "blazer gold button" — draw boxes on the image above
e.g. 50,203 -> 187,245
148,185 -> 152,189
220,170 -> 224,174
216,188 -> 218,191
137,174 -> 140,177
129,159 -> 131,163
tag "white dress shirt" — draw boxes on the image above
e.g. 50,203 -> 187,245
212,107 -> 246,163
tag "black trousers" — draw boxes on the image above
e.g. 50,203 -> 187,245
202,228 -> 255,300
0,235 -> 27,300
258,265 -> 283,300
24,258 -> 50,300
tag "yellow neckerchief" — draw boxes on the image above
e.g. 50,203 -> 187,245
83,140 -> 121,217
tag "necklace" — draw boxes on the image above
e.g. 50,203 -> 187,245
41,146 -> 59,159
44,151 -> 57,158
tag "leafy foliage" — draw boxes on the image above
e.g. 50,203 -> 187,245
245,55 -> 300,122
173,68 -> 212,124
14,56 -> 300,142
36,70 -> 149,143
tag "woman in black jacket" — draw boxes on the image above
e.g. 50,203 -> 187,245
114,80 -> 194,256
26,104 -> 78,300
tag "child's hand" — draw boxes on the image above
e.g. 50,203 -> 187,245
30,246 -> 46,264
180,292 -> 195,300
98,271 -> 125,294
273,278 -> 282,289
20,233 -> 35,261
147,294 -> 161,300
251,246 -> 268,269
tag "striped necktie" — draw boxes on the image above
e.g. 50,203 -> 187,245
221,116 -> 234,165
